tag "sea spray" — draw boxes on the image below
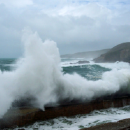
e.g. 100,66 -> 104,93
14,29 -> 63,109
0,30 -> 62,117
1,29 -> 130,118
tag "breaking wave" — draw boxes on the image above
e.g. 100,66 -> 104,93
0,29 -> 130,118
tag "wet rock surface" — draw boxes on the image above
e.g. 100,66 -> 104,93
1,93 -> 130,129
77,60 -> 89,64
80,118 -> 130,130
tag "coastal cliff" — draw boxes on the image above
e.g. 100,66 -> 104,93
94,42 -> 130,63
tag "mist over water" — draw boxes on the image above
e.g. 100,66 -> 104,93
0,29 -> 130,118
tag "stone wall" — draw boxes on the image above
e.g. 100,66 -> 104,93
1,97 -> 130,129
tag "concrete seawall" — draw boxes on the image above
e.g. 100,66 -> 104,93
1,96 -> 130,129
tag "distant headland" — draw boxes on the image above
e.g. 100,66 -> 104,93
61,42 -> 130,63
94,42 -> 130,63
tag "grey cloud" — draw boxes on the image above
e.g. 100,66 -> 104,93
0,1 -> 130,57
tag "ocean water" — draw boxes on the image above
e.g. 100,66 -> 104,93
1,58 -> 130,130
61,58 -> 111,81
1,30 -> 130,129
0,58 -> 111,80
0,58 -> 16,72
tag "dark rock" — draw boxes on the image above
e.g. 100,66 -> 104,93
11,95 -> 37,108
2,95 -> 130,129
80,118 -> 130,130
77,60 -> 89,64
70,60 -> 89,64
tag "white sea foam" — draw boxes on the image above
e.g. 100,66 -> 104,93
61,58 -> 130,70
0,29 -> 130,118
61,58 -> 91,67
93,62 -> 130,70
14,105 -> 130,130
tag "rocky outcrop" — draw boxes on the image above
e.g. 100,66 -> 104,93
70,60 -> 89,64
1,94 -> 130,129
81,118 -> 130,130
77,60 -> 89,64
94,42 -> 130,63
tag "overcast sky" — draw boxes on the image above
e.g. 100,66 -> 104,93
0,0 -> 130,58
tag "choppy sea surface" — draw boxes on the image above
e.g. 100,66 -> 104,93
1,58 -> 130,130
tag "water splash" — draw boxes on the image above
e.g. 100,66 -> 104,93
0,29 -> 130,118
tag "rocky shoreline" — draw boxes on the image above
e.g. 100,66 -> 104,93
1,95 -> 130,129
81,118 -> 130,130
